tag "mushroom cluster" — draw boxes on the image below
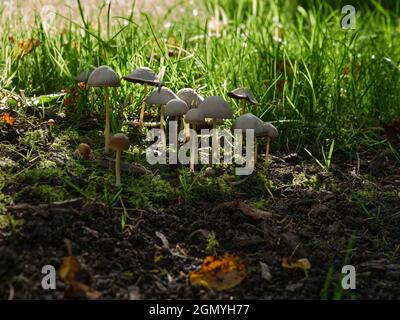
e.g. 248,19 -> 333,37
75,64 -> 279,182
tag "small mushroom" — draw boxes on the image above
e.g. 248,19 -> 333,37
123,67 -> 159,126
74,68 -> 94,84
177,88 -> 204,109
184,109 -> 206,171
232,113 -> 265,162
78,143 -> 91,160
87,65 -> 120,153
146,86 -> 178,134
258,122 -> 279,162
198,96 -> 233,161
109,133 -> 130,187
165,99 -> 189,133
228,87 -> 258,115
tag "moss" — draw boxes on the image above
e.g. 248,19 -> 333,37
15,184 -> 68,204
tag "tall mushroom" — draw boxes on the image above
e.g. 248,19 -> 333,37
258,122 -> 279,162
184,109 -> 206,171
177,88 -> 204,109
228,88 -> 258,114
232,113 -> 265,162
198,96 -> 233,162
123,67 -> 159,126
109,133 -> 130,187
87,65 -> 120,152
146,86 -> 178,133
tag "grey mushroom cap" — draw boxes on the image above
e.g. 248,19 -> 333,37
146,87 -> 178,105
74,68 -> 94,83
177,88 -> 204,108
232,113 -> 265,135
198,96 -> 233,119
109,133 -> 130,151
185,109 -> 206,125
258,122 -> 279,139
228,88 -> 258,104
123,67 -> 159,85
165,99 -> 189,116
87,65 -> 120,87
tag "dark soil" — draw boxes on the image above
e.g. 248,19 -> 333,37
1,108 -> 400,300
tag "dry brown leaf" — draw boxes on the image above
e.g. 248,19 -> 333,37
59,239 -> 101,300
219,201 -> 272,220
1,113 -> 15,127
14,39 -> 41,59
282,257 -> 311,271
189,254 -> 246,291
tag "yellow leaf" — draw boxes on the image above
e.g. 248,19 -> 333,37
189,254 -> 246,291
282,257 -> 311,271
14,39 -> 41,59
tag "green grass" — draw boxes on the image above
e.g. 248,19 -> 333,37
1,0 -> 399,155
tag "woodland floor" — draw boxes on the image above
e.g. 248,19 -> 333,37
1,101 -> 400,300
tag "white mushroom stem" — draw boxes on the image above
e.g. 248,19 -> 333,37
115,150 -> 122,187
104,87 -> 111,153
139,83 -> 148,126
190,124 -> 197,172
242,99 -> 247,114
265,137 -> 271,162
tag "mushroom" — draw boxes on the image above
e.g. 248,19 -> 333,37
74,68 -> 94,84
228,88 -> 258,114
198,96 -> 233,161
165,99 -> 189,133
78,143 -> 91,160
184,109 -> 206,171
177,88 -> 204,109
109,133 -> 130,187
87,65 -> 120,152
232,113 -> 265,162
146,86 -> 178,134
258,122 -> 279,162
123,67 -> 159,126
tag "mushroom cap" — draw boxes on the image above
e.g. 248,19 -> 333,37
109,133 -> 130,151
177,88 -> 204,108
87,65 -> 120,87
232,113 -> 265,135
165,99 -> 189,116
146,87 -> 178,105
198,96 -> 233,119
185,109 -> 206,125
258,122 -> 279,139
123,67 -> 159,85
228,88 -> 258,104
74,68 -> 94,83
78,143 -> 91,159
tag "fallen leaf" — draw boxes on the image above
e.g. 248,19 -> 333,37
14,39 -> 41,59
189,254 -> 246,291
282,257 -> 311,272
59,239 -> 101,300
219,201 -> 272,220
1,113 -> 15,127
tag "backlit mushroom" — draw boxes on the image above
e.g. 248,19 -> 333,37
123,67 -> 159,126
177,88 -> 204,109
228,87 -> 258,115
87,65 -> 120,153
109,133 -> 130,187
258,122 -> 279,162
165,98 -> 189,133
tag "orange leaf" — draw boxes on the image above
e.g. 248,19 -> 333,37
189,254 -> 246,291
14,39 -> 41,59
77,82 -> 88,90
58,239 -> 80,285
65,281 -> 101,300
1,113 -> 15,126
282,257 -> 311,271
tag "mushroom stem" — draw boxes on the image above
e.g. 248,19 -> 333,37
265,137 -> 270,162
139,83 -> 148,126
115,150 -> 121,187
190,125 -> 196,172
242,99 -> 247,114
104,87 -> 111,153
